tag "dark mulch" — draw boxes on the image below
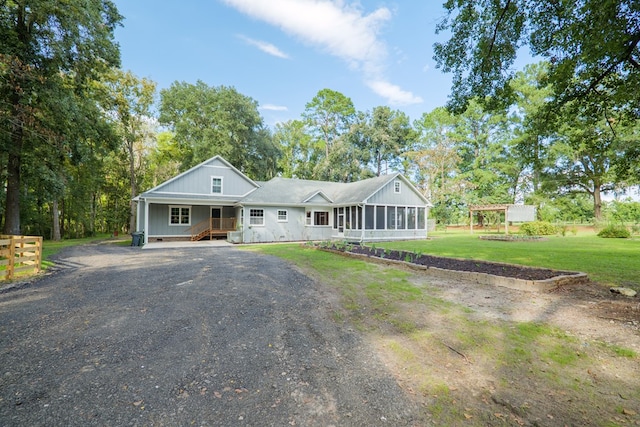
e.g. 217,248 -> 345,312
336,245 -> 577,281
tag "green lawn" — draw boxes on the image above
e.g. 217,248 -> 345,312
375,231 -> 640,289
246,242 -> 640,425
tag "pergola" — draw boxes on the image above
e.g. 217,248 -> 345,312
469,204 -> 512,234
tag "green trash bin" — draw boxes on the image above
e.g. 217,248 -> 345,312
131,232 -> 144,246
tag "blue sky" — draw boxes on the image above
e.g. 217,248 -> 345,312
112,1 -> 467,125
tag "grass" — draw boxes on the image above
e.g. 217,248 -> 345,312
248,243 -> 640,425
376,230 -> 640,288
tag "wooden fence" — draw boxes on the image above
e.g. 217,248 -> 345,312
0,235 -> 43,281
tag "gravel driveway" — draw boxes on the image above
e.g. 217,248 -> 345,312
0,243 -> 418,426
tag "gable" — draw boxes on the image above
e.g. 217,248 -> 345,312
302,190 -> 334,204
142,156 -> 258,198
365,175 -> 428,206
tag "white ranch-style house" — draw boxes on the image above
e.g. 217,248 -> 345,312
133,156 -> 430,245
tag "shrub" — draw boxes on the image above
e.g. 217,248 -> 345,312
597,224 -> 630,238
519,221 -> 559,236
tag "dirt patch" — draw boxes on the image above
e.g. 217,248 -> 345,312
307,245 -> 640,426
382,275 -> 640,426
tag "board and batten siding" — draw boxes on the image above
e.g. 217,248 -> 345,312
154,158 -> 256,197
147,204 -> 236,237
366,178 -> 426,206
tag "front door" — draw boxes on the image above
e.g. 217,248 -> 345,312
211,207 -> 221,229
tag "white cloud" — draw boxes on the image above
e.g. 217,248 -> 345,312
237,35 -> 290,59
366,79 -> 423,106
221,0 -> 422,106
260,104 -> 289,111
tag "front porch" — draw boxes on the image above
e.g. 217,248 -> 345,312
187,217 -> 237,241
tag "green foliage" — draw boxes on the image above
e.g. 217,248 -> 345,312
519,221 -> 559,236
301,89 -> 372,182
102,68 -> 157,232
0,0 -> 122,235
351,106 -> 416,176
158,81 -> 281,180
434,0 -> 640,116
604,200 -> 640,224
274,120 -> 317,179
597,224 -> 631,239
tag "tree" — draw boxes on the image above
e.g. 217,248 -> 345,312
301,89 -> 361,181
434,0 -> 640,115
158,81 -> 280,180
103,69 -> 157,233
508,62 -> 555,195
453,100 -> 516,204
353,106 -> 415,176
274,120 -> 316,179
546,102 -> 625,221
145,131 -> 183,189
409,108 -> 465,224
302,89 -> 356,159
0,1 -> 122,235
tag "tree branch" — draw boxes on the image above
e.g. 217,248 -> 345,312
581,33 -> 640,96
483,0 -> 512,73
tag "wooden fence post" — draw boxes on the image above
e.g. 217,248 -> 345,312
36,237 -> 42,274
7,236 -> 15,280
0,235 -> 43,281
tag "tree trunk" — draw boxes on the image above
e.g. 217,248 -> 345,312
532,135 -> 541,193
90,192 -> 96,236
128,139 -> 137,233
593,186 -> 603,222
52,198 -> 61,241
4,132 -> 22,236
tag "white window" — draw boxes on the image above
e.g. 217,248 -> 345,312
394,180 -> 401,193
169,206 -> 191,225
306,211 -> 311,225
249,209 -> 264,226
277,210 -> 288,222
211,177 -> 223,194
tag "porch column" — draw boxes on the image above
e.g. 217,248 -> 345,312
505,207 -> 509,235
360,205 -> 365,242
470,209 -> 473,234
144,201 -> 150,245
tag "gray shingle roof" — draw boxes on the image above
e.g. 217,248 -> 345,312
240,174 -> 400,206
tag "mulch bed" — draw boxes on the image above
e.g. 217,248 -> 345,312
328,244 -> 577,281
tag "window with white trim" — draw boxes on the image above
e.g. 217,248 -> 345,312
305,210 -> 329,226
314,211 -> 329,226
169,206 -> 191,225
211,176 -> 223,194
394,180 -> 401,193
277,210 -> 288,222
249,209 -> 264,226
